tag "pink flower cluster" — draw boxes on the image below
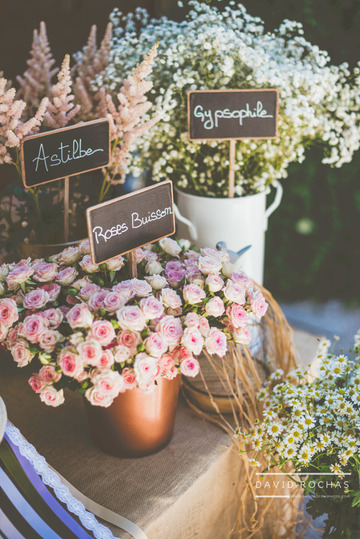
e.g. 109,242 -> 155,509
0,239 -> 268,408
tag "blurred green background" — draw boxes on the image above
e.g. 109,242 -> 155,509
0,0 -> 359,301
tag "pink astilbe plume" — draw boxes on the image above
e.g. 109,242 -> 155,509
44,55 -> 80,129
16,22 -> 58,115
0,78 -> 48,164
73,23 -> 113,121
100,43 -> 159,184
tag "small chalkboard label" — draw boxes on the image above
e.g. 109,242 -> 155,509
86,180 -> 176,265
188,89 -> 278,141
21,118 -> 111,187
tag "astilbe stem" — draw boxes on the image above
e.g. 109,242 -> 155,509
73,23 -> 113,121
98,43 -> 159,197
16,21 -> 58,117
44,55 -> 80,129
0,77 -> 49,165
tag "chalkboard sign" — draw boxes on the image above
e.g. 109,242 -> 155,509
86,181 -> 176,265
21,119 -> 111,187
188,89 -> 278,141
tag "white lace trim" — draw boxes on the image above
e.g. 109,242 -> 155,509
5,422 -> 119,539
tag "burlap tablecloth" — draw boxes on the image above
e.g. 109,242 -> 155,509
0,329 -> 319,538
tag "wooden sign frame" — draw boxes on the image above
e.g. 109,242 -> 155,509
187,89 -> 279,142
86,180 -> 176,266
20,118 -> 111,188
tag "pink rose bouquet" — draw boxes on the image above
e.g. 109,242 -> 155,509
0,239 -> 268,407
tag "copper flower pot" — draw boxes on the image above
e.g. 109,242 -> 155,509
84,376 -> 181,457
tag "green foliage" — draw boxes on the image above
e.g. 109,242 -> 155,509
265,149 -> 360,300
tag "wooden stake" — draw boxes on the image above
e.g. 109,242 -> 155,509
228,139 -> 236,198
128,250 -> 137,278
63,176 -> 70,243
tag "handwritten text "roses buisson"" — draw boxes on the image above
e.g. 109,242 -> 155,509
32,138 -> 104,172
92,207 -> 173,244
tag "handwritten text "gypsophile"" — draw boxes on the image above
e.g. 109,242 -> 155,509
92,207 -> 173,244
32,138 -> 104,172
194,101 -> 273,130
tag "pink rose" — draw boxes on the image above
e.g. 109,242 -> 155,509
231,272 -> 252,289
91,369 -> 125,398
205,274 -> 224,293
88,291 -> 107,311
72,276 -> 91,291
233,326 -> 251,345
165,260 -> 183,272
145,260 -> 163,275
33,262 -> 58,282
198,256 -> 222,275
180,356 -> 200,377
43,308 -> 63,328
156,315 -> 183,347
0,298 -> 19,328
23,289 -> 50,310
181,327 -> 204,355
161,288 -> 182,310
59,349 -> 84,378
99,350 -> 115,369
113,345 -> 131,363
117,306 -> 146,332
79,255 -> 99,273
106,256 -> 124,271
39,364 -> 61,384
41,283 -> 61,302
67,304 -> 93,329
131,278 -> 152,297
200,247 -> 225,261
135,248 -> 145,263
145,275 -> 167,290
139,296 -> 164,320
0,322 -> 8,341
117,330 -> 141,351
183,284 -> 206,305
56,266 -> 78,286
158,354 -> 178,380
205,327 -> 227,357
6,265 -> 33,289
90,320 -> 116,346
103,291 -> 126,313
227,304 -> 247,328
122,368 -> 137,389
28,374 -> 45,393
58,246 -> 81,265
134,352 -> 159,383
223,280 -> 246,305
145,332 -> 168,358
20,314 -> 48,343
6,327 -> 19,347
77,283 -> 100,301
159,238 -> 181,256
199,317 -> 210,337
249,290 -> 268,319
11,339 -> 35,367
79,239 -> 90,254
184,312 -> 200,328
85,386 -> 114,408
38,329 -> 62,352
40,387 -> 65,407
205,296 -> 225,317
77,339 -> 103,366
165,269 -> 185,287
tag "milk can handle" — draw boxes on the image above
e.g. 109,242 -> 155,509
264,181 -> 283,230
173,204 -> 198,241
